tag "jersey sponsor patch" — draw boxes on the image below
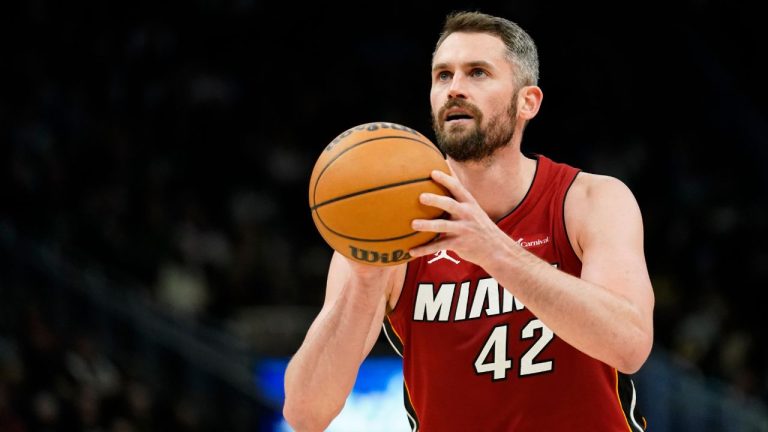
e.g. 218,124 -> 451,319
515,233 -> 550,249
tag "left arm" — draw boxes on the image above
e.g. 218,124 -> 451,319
410,170 -> 654,374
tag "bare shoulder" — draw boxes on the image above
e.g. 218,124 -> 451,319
565,172 -> 643,257
568,172 -> 638,205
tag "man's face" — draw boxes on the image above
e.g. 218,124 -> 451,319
430,32 -> 519,162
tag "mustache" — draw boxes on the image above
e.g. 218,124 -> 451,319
437,99 -> 483,121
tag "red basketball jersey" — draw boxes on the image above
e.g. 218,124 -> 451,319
385,155 -> 647,431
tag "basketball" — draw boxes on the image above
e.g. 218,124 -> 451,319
308,122 -> 450,266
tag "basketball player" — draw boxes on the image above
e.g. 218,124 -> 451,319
284,11 -> 654,431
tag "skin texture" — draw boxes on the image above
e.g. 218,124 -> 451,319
283,30 -> 654,432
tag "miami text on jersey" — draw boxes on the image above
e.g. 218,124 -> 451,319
413,276 -> 526,322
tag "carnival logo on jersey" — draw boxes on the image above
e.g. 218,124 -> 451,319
427,250 -> 460,265
515,234 -> 550,249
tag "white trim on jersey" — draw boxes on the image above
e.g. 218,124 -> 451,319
629,379 -> 643,431
382,322 -> 403,358
407,411 -> 418,432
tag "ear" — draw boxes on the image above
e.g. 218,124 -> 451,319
517,85 -> 543,120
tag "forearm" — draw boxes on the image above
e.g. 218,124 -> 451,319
283,284 -> 385,431
484,238 -> 651,373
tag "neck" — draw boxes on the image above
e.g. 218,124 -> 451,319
447,146 -> 537,221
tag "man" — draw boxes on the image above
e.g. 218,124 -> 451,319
284,11 -> 654,431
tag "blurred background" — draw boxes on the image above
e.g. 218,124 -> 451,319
1,0 -> 767,431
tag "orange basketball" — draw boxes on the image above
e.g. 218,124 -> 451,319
308,122 -> 450,266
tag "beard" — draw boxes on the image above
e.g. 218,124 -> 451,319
432,96 -> 517,163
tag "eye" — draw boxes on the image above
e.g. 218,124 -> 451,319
437,71 -> 452,81
470,68 -> 487,78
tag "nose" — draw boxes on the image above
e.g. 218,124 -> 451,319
447,73 -> 468,100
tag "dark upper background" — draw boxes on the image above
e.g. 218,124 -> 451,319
2,0 -> 767,411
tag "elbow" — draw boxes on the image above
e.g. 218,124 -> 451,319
283,397 -> 340,432
616,331 -> 653,374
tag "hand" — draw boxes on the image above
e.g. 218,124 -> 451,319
341,254 -> 405,286
410,170 -> 506,265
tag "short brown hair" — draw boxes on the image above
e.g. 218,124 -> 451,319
434,11 -> 539,87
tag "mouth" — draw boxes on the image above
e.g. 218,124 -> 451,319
444,111 -> 474,125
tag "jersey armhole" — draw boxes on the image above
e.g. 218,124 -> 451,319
560,170 -> 583,264
386,258 -> 417,316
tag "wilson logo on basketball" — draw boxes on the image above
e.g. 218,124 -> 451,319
349,246 -> 411,264
515,234 -> 550,249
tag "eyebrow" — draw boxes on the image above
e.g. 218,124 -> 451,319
432,60 -> 495,72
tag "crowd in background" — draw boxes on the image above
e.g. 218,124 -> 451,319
0,305 -> 210,432
2,0 -> 767,429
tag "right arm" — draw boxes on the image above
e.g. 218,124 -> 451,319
283,252 -> 405,432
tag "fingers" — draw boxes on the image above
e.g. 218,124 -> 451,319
431,170 -> 474,203
410,171 -> 477,258
411,218 -> 453,233
419,171 -> 475,215
410,218 -> 458,259
409,239 -> 448,258
419,192 -> 460,214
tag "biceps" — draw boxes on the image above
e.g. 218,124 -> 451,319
581,244 -> 650,296
579,213 -> 654,315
